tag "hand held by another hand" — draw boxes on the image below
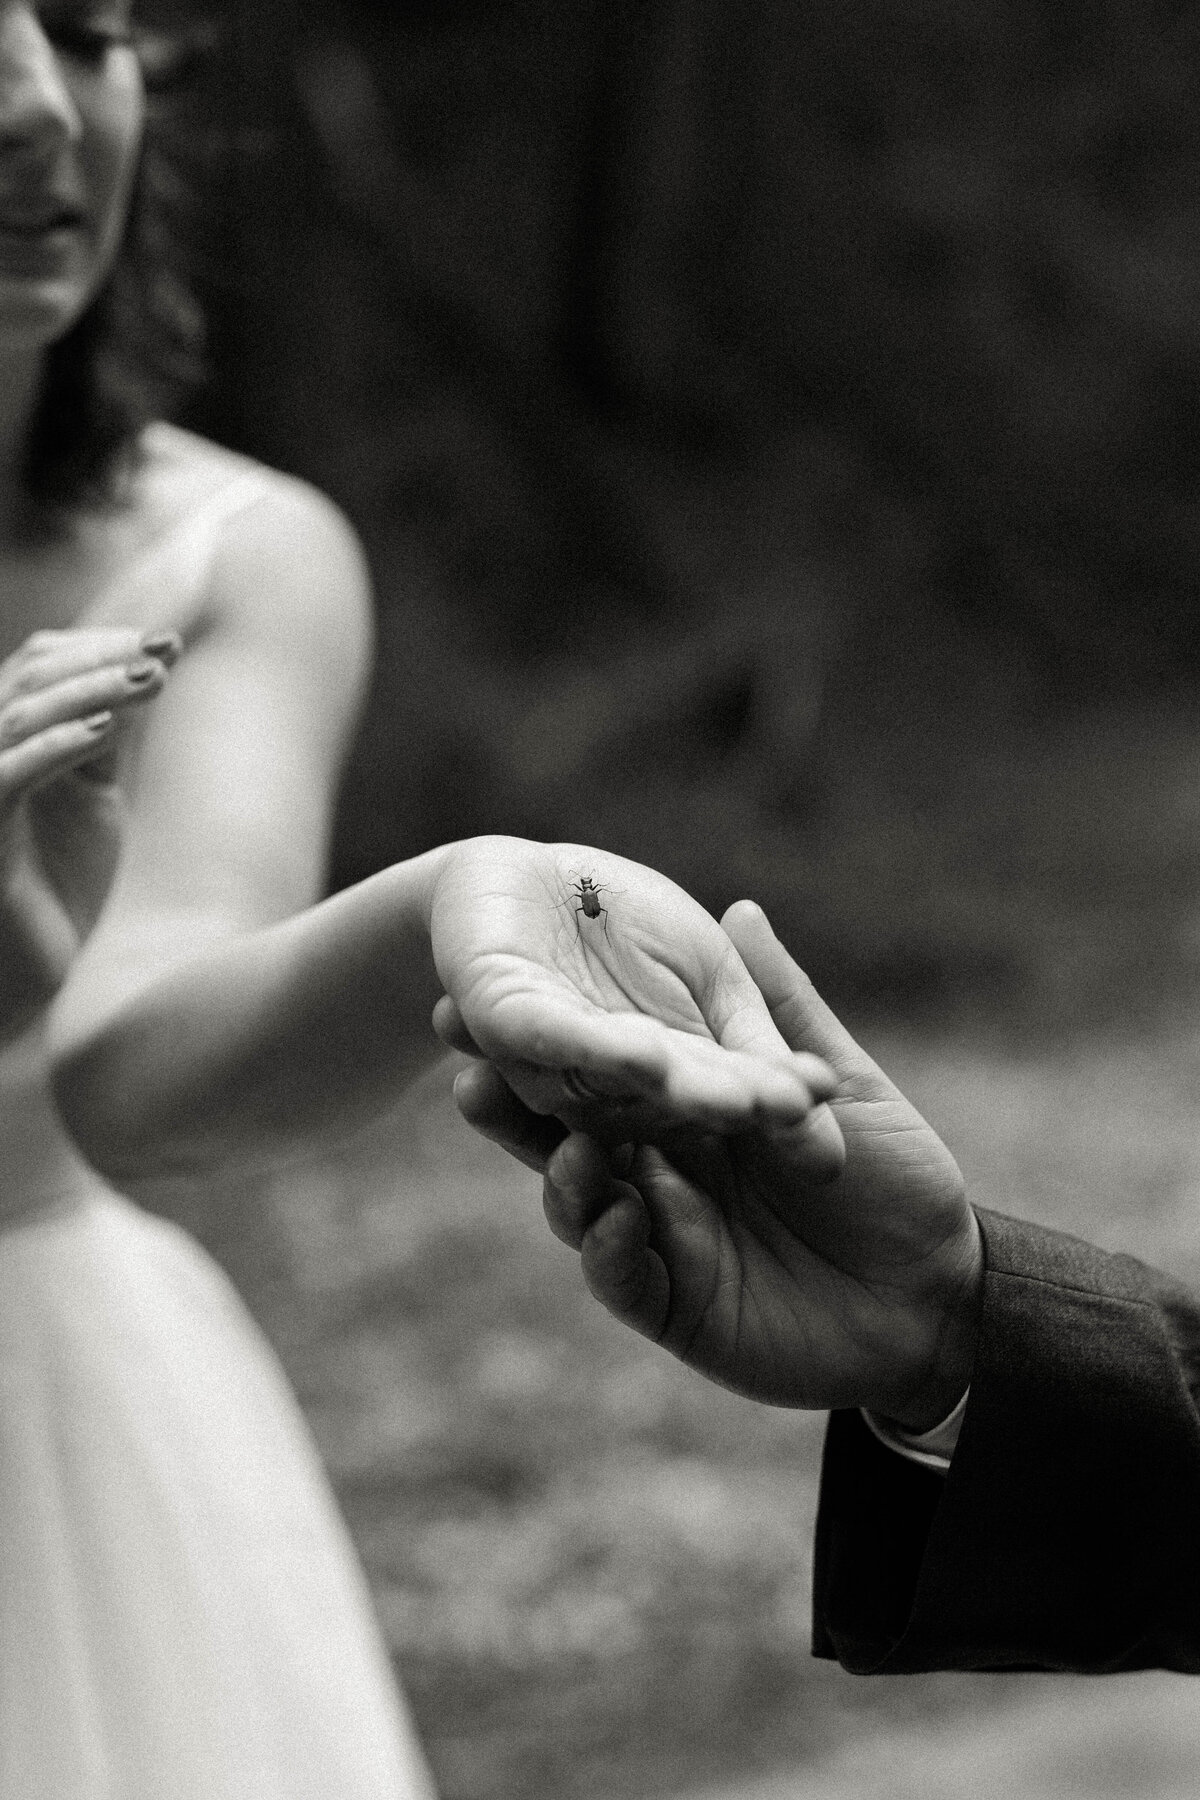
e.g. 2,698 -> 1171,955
446,883 -> 983,1429
426,837 -> 844,1163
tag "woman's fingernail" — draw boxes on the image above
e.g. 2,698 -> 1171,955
126,657 -> 163,685
85,712 -> 113,732
140,632 -> 182,666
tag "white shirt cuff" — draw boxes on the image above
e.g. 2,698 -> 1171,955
860,1387 -> 970,1474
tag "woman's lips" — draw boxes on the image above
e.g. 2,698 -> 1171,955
0,201 -> 85,237
0,196 -> 83,226
0,215 -> 84,273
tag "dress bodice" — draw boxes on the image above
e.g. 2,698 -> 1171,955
0,435 -> 435,1800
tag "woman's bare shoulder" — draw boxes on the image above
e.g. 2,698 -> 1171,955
135,423 -> 341,532
104,425 -> 369,632
131,424 -> 372,676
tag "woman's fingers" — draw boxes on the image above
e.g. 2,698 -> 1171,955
0,657 -> 168,750
432,994 -> 483,1056
1,629 -> 144,691
477,992 -> 838,1135
0,628 -> 181,815
0,713 -> 115,807
0,627 -> 181,697
649,1033 -> 836,1132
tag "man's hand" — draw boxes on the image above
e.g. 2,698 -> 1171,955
443,897 -> 982,1431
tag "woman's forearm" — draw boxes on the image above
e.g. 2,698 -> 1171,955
48,847 -> 452,1188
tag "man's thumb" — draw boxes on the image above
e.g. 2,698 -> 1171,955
720,900 -> 895,1097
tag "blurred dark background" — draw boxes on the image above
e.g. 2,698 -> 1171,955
144,5 -> 1200,1798
157,0 -> 1200,1040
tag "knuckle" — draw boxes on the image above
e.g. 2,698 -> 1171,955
3,634 -> 63,695
0,704 -> 26,746
8,666 -> 44,697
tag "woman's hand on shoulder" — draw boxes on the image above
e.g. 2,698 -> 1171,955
0,624 -> 179,809
51,472 -> 375,1060
0,624 -> 179,1031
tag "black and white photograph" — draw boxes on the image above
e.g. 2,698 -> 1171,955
0,3 -> 1198,1796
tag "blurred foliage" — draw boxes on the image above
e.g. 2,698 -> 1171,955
174,0 -> 1200,1028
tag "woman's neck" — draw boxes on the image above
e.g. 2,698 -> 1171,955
0,353 -> 45,537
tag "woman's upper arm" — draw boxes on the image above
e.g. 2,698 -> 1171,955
53,478 -> 375,1038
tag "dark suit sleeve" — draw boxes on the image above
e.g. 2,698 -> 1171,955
812,1207 -> 1200,1674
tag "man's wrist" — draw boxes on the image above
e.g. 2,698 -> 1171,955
863,1385 -> 969,1472
881,1207 -> 985,1433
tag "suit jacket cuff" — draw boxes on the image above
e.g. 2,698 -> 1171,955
812,1207 -> 1200,1673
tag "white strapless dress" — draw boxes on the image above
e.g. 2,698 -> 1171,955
0,434 -> 437,1795
0,1062 -> 437,1798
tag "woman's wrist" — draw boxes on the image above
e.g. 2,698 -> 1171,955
383,840 -> 457,933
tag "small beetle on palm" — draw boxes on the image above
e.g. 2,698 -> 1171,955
569,873 -> 611,938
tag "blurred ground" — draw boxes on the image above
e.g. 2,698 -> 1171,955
173,660 -> 1200,1800
239,1012 -> 1200,1800
662,1676 -> 1200,1800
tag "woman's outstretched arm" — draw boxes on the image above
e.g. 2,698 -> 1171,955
48,481 -> 837,1191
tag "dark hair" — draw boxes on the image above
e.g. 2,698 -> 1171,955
21,36 -> 209,514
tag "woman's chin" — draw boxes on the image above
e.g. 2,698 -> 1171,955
0,278 -> 88,354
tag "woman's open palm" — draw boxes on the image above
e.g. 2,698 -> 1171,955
428,837 -> 843,1157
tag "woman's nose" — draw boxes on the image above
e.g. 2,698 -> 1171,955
0,13 -> 82,163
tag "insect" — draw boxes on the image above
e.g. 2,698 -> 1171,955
569,873 -> 611,938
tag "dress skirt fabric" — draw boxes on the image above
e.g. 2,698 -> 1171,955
0,1186 -> 435,1799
